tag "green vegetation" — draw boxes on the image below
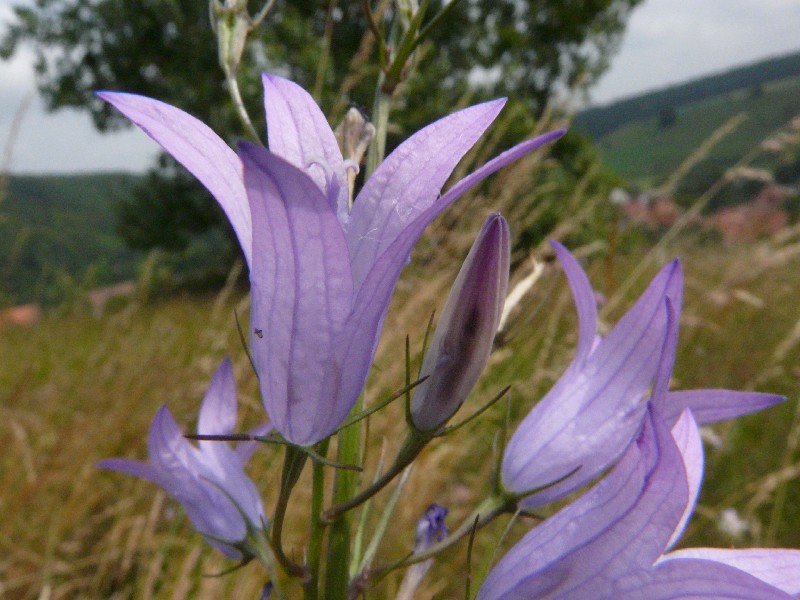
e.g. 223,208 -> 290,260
0,173 -> 142,306
576,50 -> 800,138
593,75 -> 800,194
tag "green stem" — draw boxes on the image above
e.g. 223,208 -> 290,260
324,430 -> 430,522
365,85 -> 392,178
324,407 -> 363,599
305,440 -> 330,600
272,445 -> 308,578
372,494 -> 513,581
247,528 -> 287,599
225,68 -> 261,143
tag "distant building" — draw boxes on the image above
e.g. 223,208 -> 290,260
712,185 -> 790,243
619,192 -> 680,230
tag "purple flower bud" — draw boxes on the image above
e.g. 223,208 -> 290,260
414,503 -> 449,552
410,214 -> 510,431
397,504 -> 450,600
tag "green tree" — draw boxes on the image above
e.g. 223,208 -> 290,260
2,0 -> 643,259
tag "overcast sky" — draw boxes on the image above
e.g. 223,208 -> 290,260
1,0 -> 799,173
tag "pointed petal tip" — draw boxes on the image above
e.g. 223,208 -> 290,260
95,90 -> 140,106
487,96 -> 508,111
548,238 -> 568,255
261,71 -> 292,93
484,212 -> 509,233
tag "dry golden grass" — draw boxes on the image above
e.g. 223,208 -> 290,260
2,112 -> 800,599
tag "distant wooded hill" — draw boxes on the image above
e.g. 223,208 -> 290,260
575,50 -> 800,138
0,173 -> 142,306
574,50 -> 800,200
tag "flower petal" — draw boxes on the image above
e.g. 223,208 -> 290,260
145,406 -> 244,543
411,214 -> 510,431
662,389 -> 785,426
332,130 -> 566,427
617,557 -> 795,599
662,548 -> 800,595
550,241 -> 598,366
478,411 -> 673,600
501,260 -> 682,507
240,142 -> 354,445
664,409 -> 703,551
97,92 -> 251,266
197,357 -> 237,439
97,458 -> 165,487
347,99 -> 507,290
262,73 -> 348,216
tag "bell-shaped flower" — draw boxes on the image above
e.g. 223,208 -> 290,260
98,358 -> 268,559
502,242 -> 783,507
478,407 -> 800,599
410,213 -> 510,431
397,504 -> 450,600
99,74 -> 564,445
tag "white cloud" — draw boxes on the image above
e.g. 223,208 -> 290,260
590,0 -> 800,104
1,2 -> 159,173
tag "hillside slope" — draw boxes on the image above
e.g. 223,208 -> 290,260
0,173 -> 142,306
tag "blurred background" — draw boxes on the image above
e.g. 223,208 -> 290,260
2,0 -> 800,597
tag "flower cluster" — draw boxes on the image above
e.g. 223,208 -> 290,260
99,73 -> 798,597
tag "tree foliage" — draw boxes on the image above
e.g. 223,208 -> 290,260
2,0 -> 642,256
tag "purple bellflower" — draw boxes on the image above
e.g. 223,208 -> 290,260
478,407 -> 800,599
502,242 -> 783,508
99,74 -> 564,445
397,504 -> 450,600
411,213 -> 510,431
99,358 -> 268,559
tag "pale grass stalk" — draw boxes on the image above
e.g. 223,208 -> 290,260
771,317 -> 800,365
330,0 -> 390,117
655,112 -> 747,198
351,439 -> 388,576
497,258 -> 544,334
765,393 -> 800,544
1,93 -> 31,177
143,551 -> 166,600
172,544 -> 203,600
772,221 -> 800,246
10,418 -> 37,483
604,113 -> 776,316
742,461 -> 800,519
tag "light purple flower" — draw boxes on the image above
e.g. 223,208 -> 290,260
99,358 -> 268,559
502,242 -> 783,507
478,407 -> 800,599
414,503 -> 449,551
99,74 -> 564,444
397,504 -> 450,600
411,213 -> 510,431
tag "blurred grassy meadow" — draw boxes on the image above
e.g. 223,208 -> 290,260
2,102 -> 800,599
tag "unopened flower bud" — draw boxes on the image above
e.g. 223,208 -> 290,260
334,106 -> 375,208
396,504 -> 449,600
410,213 -> 510,431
